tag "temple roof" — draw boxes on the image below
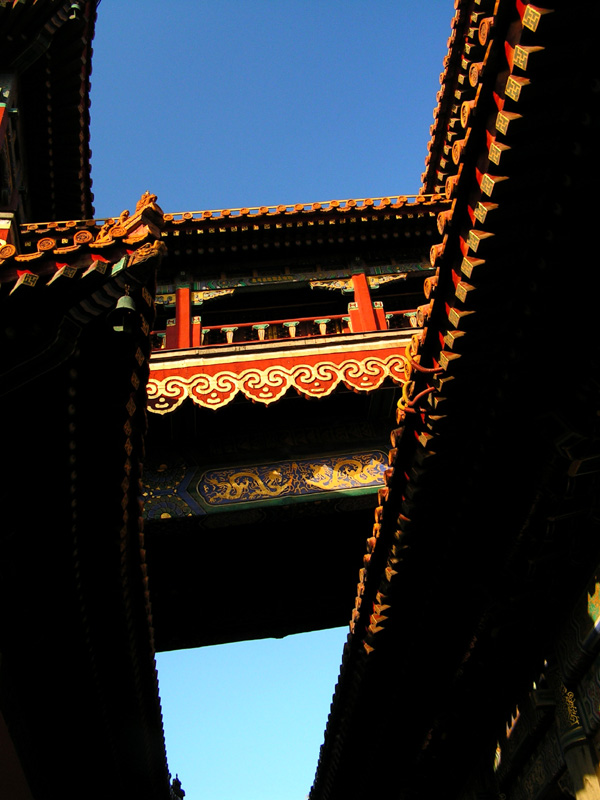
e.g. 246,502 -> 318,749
0,190 -> 171,797
310,2 -> 600,797
157,195 -> 449,288
162,193 -> 444,220
0,0 -> 98,221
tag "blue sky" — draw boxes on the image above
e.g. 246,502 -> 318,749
90,2 -> 453,797
157,629 -> 349,800
91,0 -> 453,217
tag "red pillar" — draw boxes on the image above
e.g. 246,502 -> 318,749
373,301 -> 387,330
175,286 -> 191,349
348,272 -> 379,332
165,319 -> 177,350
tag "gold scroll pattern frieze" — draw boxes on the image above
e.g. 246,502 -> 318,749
148,354 -> 407,413
308,274 -> 407,293
198,452 -> 387,506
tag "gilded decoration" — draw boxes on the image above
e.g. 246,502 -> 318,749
309,278 -> 353,293
367,274 -> 407,289
190,289 -> 235,304
142,452 -> 387,517
198,451 -> 387,507
148,353 -> 407,413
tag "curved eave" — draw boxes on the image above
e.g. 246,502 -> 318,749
162,194 -> 447,232
0,232 -> 171,797
421,0 -> 498,195
311,3 -> 600,798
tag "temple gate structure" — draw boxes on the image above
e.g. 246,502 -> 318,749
1,1 -> 599,799
143,196 -> 443,651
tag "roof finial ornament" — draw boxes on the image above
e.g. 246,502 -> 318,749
135,190 -> 158,214
171,774 -> 185,799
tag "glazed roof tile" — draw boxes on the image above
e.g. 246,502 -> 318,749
162,194 -> 445,222
0,192 -> 163,290
13,193 -> 447,241
7,193 -> 449,281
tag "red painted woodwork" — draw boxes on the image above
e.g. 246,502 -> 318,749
348,272 -> 379,332
175,286 -> 191,349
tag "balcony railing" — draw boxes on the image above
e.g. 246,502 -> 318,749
151,309 -> 418,351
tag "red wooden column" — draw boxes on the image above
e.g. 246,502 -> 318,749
348,272 -> 379,332
191,315 -> 202,347
175,286 -> 191,349
373,301 -> 387,330
165,319 -> 177,350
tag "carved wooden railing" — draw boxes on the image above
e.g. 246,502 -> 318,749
151,309 -> 418,351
